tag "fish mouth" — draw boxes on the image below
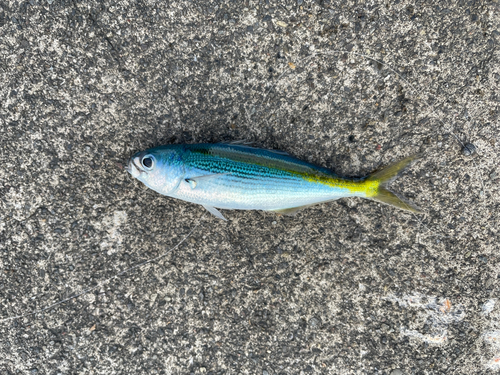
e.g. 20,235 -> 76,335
126,157 -> 143,178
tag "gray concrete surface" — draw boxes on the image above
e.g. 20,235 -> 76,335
0,0 -> 499,374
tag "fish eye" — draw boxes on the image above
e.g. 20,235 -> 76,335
141,155 -> 154,170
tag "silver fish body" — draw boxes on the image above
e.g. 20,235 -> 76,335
127,143 -> 420,220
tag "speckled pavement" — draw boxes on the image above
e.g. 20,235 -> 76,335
1,0 -> 499,374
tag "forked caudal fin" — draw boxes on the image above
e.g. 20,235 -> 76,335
365,154 -> 422,213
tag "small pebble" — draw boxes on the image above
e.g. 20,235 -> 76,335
308,317 -> 321,328
391,370 -> 404,375
462,143 -> 476,156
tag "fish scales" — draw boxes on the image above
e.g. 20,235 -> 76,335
179,145 -> 351,209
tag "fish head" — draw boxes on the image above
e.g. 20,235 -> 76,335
126,146 -> 185,196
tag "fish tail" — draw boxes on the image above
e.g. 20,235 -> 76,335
364,154 -> 422,213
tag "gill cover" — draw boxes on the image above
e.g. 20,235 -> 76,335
128,146 -> 185,196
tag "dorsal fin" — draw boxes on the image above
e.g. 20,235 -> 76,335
218,142 -> 290,156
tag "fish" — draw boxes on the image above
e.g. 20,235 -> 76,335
126,142 -> 421,220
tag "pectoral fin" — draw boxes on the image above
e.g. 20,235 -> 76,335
202,205 -> 227,221
185,173 -> 227,189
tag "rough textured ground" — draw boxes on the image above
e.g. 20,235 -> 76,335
0,0 -> 499,374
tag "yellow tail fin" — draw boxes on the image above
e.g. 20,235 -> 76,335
366,154 -> 422,213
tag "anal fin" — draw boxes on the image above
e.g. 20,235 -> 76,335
270,198 -> 342,216
270,204 -> 316,216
